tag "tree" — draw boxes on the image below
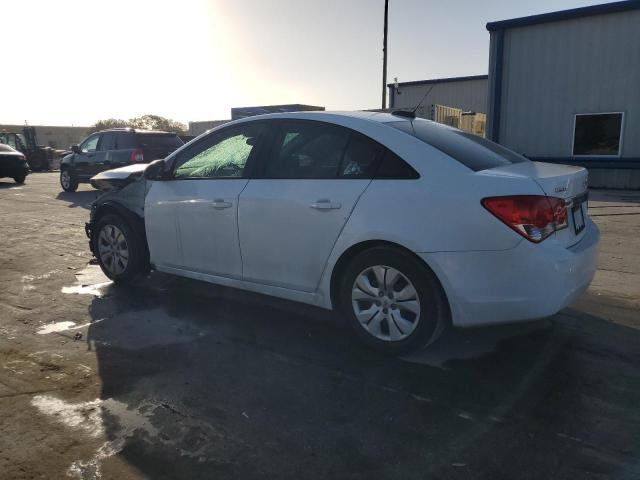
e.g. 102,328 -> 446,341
88,114 -> 187,135
128,115 -> 187,134
87,118 -> 129,134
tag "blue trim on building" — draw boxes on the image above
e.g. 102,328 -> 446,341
486,0 -> 640,31
529,157 -> 640,170
489,30 -> 504,143
387,75 -> 487,88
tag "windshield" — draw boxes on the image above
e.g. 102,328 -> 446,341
389,118 -> 529,172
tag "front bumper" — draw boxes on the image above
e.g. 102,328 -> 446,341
420,219 -> 600,328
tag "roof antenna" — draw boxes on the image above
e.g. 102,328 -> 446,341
391,84 -> 434,119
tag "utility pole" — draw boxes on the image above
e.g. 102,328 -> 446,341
382,0 -> 389,109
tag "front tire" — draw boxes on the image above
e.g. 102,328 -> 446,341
60,169 -> 78,192
13,174 -> 26,184
93,214 -> 144,283
339,247 -> 448,354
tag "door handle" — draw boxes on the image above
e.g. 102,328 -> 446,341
310,199 -> 341,210
210,199 -> 233,209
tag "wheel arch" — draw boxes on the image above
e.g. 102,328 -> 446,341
92,201 -> 149,266
328,239 -> 451,320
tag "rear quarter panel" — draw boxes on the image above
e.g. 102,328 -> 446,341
315,126 -> 544,309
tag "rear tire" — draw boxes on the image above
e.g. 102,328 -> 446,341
13,175 -> 26,184
339,247 -> 448,355
93,214 -> 144,283
60,169 -> 78,192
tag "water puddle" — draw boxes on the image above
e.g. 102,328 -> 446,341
61,265 -> 112,297
61,282 -> 112,296
22,269 -> 61,282
37,318 -> 105,335
31,394 -> 214,479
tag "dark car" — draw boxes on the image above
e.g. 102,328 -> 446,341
0,144 -> 29,184
59,128 -> 184,192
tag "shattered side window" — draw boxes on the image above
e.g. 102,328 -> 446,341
174,124 -> 264,179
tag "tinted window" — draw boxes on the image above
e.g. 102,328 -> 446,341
80,134 -> 99,153
573,113 -> 622,156
99,133 -> 116,151
174,124 -> 263,179
375,150 -> 419,179
339,134 -> 382,178
389,119 -> 528,172
137,134 -> 183,149
264,121 -> 349,179
118,133 -> 137,149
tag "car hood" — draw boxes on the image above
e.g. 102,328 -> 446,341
90,164 -> 149,191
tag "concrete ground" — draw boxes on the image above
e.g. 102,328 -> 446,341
0,172 -> 639,480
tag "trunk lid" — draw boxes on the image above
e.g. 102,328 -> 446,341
478,161 -> 589,247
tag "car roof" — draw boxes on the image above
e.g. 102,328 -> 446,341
235,110 -> 411,126
99,128 -> 176,135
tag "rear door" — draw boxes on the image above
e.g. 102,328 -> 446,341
103,131 -> 136,170
73,133 -> 100,179
238,120 -> 381,292
145,122 -> 267,277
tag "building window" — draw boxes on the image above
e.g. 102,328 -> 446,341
573,113 -> 623,156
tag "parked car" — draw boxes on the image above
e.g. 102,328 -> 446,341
60,128 -> 183,192
0,144 -> 29,183
85,111 -> 599,354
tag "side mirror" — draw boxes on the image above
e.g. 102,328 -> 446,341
144,159 -> 166,180
71,144 -> 81,154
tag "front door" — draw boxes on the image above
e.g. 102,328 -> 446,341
145,122 -> 267,278
239,120 -> 382,292
74,133 -> 100,179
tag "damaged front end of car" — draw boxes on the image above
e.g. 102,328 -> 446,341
85,159 -> 165,256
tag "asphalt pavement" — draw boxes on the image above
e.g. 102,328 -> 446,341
0,173 -> 639,479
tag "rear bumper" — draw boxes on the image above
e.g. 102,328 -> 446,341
420,219 -> 600,328
0,164 -> 29,178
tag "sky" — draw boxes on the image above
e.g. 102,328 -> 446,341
1,0 -> 617,126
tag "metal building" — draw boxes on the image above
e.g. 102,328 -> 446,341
188,120 -> 230,137
389,75 -> 488,116
486,1 -> 640,189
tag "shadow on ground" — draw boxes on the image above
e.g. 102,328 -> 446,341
55,190 -> 100,209
79,271 -> 640,479
0,180 -> 23,188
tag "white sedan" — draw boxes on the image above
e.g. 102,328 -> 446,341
86,111 -> 599,353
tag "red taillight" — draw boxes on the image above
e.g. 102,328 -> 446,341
130,149 -> 144,163
482,195 -> 568,243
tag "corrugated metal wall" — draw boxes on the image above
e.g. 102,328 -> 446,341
391,78 -> 488,114
491,9 -> 640,157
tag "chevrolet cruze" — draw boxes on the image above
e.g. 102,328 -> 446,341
85,111 -> 599,353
